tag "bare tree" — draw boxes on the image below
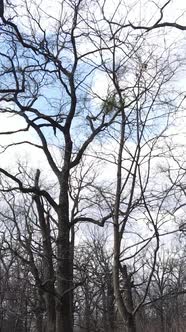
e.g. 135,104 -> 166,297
0,1 -> 185,332
74,232 -> 115,332
0,0 -> 120,330
85,9 -> 183,329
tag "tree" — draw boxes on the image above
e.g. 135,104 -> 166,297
74,232 -> 115,332
0,1 -> 185,331
84,7 -> 183,329
0,1 -> 122,331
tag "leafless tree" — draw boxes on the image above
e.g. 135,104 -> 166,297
0,1 -> 185,332
85,8 -> 184,329
74,232 -> 115,332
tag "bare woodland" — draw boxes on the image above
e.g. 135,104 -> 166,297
0,0 -> 186,331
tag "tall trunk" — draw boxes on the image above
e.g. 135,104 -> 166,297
69,224 -> 75,326
53,73 -> 75,332
106,272 -> 115,332
121,265 -> 136,332
56,175 -> 73,332
34,183 -> 56,332
113,226 -> 135,332
56,220 -> 73,332
56,112 -> 74,332
42,220 -> 56,332
113,110 -> 136,332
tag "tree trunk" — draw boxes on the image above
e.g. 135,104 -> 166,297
113,232 -> 136,332
55,123 -> 73,332
69,225 -> 75,327
56,228 -> 73,332
160,308 -> 165,332
125,314 -> 136,332
84,284 -> 91,332
45,293 -> 56,332
113,110 -> 136,332
106,272 -> 115,332
121,265 -> 136,332
56,185 -> 73,332
34,194 -> 56,332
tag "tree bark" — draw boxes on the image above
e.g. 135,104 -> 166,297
113,110 -> 136,332
45,293 -> 56,332
34,179 -> 56,332
56,169 -> 73,332
56,221 -> 73,332
113,227 -> 136,332
106,272 -> 115,332
55,126 -> 74,332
